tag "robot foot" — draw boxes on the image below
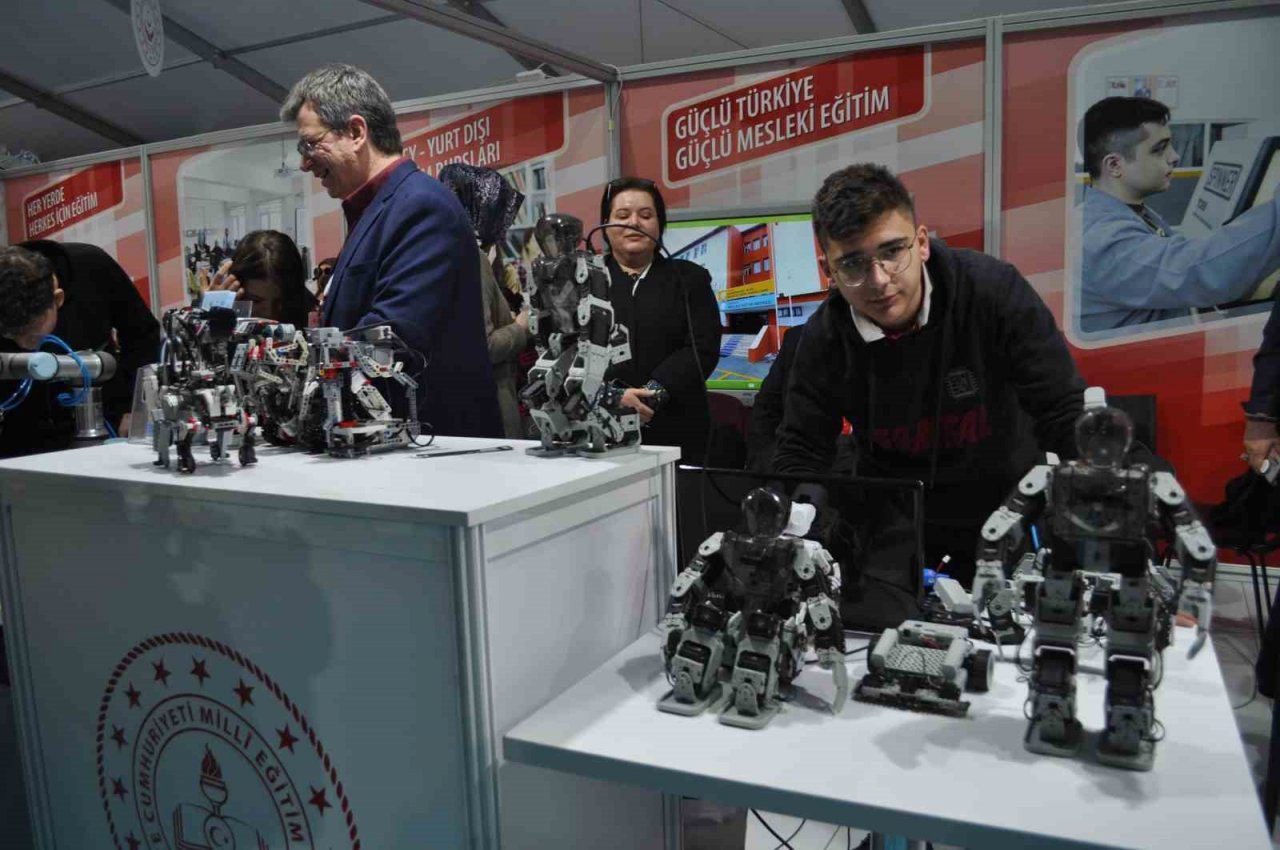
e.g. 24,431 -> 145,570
1096,732 -> 1155,772
719,684 -> 781,730
1025,717 -> 1084,758
657,676 -> 725,717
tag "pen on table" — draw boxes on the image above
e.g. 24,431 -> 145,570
414,445 -> 514,460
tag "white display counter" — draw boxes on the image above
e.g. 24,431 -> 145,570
506,630 -> 1271,850
0,438 -> 680,850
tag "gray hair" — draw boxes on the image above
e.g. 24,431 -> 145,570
280,64 -> 402,156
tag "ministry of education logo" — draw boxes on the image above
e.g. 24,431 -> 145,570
96,633 -> 360,850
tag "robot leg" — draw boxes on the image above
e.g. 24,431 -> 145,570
1096,654 -> 1156,771
1025,566 -> 1085,757
239,422 -> 257,466
153,421 -> 173,468
176,429 -> 198,474
720,611 -> 785,730
658,601 -> 729,717
210,429 -> 226,462
1097,575 -> 1158,770
1025,644 -> 1083,757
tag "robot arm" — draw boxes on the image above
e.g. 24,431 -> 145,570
661,532 -> 722,653
793,539 -> 849,712
972,465 -> 1051,631
1151,471 -> 1216,658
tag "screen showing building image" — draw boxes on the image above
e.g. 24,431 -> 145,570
665,213 -> 827,315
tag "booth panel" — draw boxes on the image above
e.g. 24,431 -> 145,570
1002,7 -> 1280,504
497,761 -> 665,850
2,157 -> 151,306
619,40 -> 987,391
484,473 -> 666,849
1,481 -> 470,850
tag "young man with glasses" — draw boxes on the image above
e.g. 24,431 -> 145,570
773,164 -> 1086,585
281,63 -> 501,438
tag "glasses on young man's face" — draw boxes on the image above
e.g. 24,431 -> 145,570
828,238 -> 916,288
296,128 -> 339,160
313,265 -> 333,280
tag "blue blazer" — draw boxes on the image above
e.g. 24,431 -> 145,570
323,160 -> 502,438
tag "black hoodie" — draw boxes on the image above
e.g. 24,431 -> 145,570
773,238 -> 1085,573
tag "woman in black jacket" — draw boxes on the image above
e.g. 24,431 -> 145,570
599,177 -> 722,463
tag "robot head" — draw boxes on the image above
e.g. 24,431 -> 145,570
741,488 -> 791,538
534,214 -> 584,258
1074,405 -> 1133,468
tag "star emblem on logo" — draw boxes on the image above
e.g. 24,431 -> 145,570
190,657 -> 210,686
277,724 -> 299,753
152,659 -> 170,686
233,678 -> 255,707
309,786 -> 331,815
98,633 -> 361,849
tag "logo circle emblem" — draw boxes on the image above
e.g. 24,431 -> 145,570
131,0 -> 165,78
96,633 -> 360,850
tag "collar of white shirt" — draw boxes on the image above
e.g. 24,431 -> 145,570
849,262 -> 933,343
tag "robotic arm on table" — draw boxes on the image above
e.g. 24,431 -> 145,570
1151,472 -> 1216,658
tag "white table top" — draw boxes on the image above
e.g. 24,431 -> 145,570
504,630 -> 1270,850
0,438 -> 680,527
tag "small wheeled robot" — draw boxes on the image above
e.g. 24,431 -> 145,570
854,620 -> 992,716
658,488 -> 848,729
520,213 -> 641,456
977,387 -> 1215,770
152,306 -> 255,473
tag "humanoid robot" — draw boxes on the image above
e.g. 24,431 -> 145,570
659,488 -> 848,728
520,213 -> 641,455
153,306 -> 254,473
976,387 -> 1215,770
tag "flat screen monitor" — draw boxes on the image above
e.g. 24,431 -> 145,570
1195,136 -> 1280,313
675,466 -> 926,633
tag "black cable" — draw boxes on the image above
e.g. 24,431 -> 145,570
750,809 -> 805,850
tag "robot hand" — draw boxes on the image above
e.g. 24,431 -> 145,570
1176,580 -> 1213,659
816,647 -> 849,714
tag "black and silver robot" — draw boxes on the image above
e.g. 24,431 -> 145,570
520,213 -> 641,455
659,488 -> 848,729
976,387 -> 1214,770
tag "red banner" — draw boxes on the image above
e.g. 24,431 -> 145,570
406,93 -> 567,177
662,47 -> 928,186
22,162 -> 124,239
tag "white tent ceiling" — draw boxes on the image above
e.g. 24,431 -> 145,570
1,0 -> 1122,165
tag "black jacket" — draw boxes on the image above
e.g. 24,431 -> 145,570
0,241 -> 160,458
1245,294 -> 1280,422
773,239 -> 1085,553
605,255 -> 721,463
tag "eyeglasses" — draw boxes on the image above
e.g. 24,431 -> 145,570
296,129 -> 339,160
827,239 -> 916,288
313,266 -> 333,279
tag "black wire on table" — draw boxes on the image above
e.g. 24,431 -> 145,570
750,809 -> 805,849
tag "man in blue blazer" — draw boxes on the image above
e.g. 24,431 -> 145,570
282,64 -> 502,438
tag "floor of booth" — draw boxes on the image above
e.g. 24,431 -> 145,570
0,574 -> 1276,850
